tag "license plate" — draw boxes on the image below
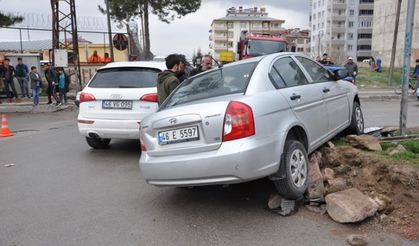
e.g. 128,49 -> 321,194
102,100 -> 132,109
158,126 -> 199,145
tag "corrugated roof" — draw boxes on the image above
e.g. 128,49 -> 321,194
0,40 -> 52,52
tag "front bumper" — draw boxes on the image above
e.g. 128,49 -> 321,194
139,136 -> 282,186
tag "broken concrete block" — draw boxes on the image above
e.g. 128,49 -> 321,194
346,234 -> 368,246
325,188 -> 378,223
307,153 -> 325,200
322,168 -> 335,181
346,135 -> 382,151
388,144 -> 407,156
268,193 -> 282,210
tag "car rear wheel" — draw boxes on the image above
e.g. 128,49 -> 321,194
273,140 -> 308,199
85,137 -> 111,149
347,101 -> 364,135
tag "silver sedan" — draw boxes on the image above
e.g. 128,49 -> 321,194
139,53 -> 364,199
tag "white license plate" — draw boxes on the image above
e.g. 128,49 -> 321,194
102,100 -> 132,109
158,126 -> 199,145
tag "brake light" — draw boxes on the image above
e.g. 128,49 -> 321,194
79,93 -> 96,103
222,101 -> 255,142
140,93 -> 158,102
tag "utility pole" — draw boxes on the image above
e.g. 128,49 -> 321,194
388,0 -> 402,85
105,0 -> 114,62
399,0 -> 416,136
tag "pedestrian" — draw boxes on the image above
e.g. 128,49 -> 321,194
0,58 -> 19,102
57,67 -> 70,105
88,50 -> 103,63
29,66 -> 42,106
320,53 -> 328,64
43,63 -> 60,105
324,57 -> 334,66
376,57 -> 382,73
189,55 -> 213,77
369,57 -> 375,71
15,57 -> 30,98
103,52 -> 111,63
411,59 -> 419,94
176,54 -> 193,83
315,56 -> 321,63
157,54 -> 182,106
344,57 -> 358,82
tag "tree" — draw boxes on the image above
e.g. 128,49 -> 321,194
100,0 -> 201,60
0,6 -> 23,27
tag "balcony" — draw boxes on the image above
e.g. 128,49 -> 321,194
359,3 -> 374,10
357,39 -> 372,45
331,25 -> 346,33
213,25 -> 227,31
333,3 -> 346,10
332,14 -> 347,21
357,50 -> 371,57
358,27 -> 373,33
213,35 -> 227,41
331,39 -> 345,45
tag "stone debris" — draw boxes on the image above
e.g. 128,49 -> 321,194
326,141 -> 336,149
307,152 -> 325,201
325,188 -> 378,223
267,193 -> 282,210
388,144 -> 407,156
372,194 -> 393,213
322,168 -> 335,181
346,135 -> 382,151
326,177 -> 347,194
346,234 -> 368,246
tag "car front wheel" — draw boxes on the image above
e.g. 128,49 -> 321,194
273,140 -> 309,200
348,101 -> 364,135
85,137 -> 111,149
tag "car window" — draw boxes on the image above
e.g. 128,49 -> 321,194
162,62 -> 257,108
296,57 -> 332,83
270,57 -> 308,88
88,67 -> 160,88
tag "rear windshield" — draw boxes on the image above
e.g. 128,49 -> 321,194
163,62 -> 257,108
88,67 -> 160,88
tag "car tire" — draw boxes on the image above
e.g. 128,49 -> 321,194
347,101 -> 364,135
85,137 -> 111,149
273,140 -> 309,200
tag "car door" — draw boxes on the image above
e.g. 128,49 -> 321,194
295,56 -> 351,135
270,56 -> 328,150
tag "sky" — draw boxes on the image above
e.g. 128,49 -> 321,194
0,0 -> 310,57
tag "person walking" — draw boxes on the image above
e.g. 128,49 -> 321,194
57,68 -> 70,105
344,57 -> 358,83
412,59 -> 419,94
43,63 -> 60,105
15,57 -> 30,98
189,55 -> 213,77
157,54 -> 182,106
29,66 -> 42,106
0,58 -> 19,102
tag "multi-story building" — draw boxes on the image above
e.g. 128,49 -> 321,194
209,6 -> 285,61
310,0 -> 374,64
372,0 -> 419,67
283,28 -> 311,55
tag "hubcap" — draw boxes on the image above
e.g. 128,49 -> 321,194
355,107 -> 364,132
289,149 -> 307,188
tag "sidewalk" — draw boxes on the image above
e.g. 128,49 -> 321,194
357,87 -> 417,101
0,96 -> 75,113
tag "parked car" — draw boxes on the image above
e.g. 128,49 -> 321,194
325,65 -> 355,84
139,53 -> 364,199
78,61 -> 166,149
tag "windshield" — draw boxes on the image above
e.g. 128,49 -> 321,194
162,62 -> 257,109
88,67 -> 160,88
248,40 -> 287,57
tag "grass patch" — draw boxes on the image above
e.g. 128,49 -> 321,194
381,140 -> 419,165
331,137 -> 349,147
356,67 -> 414,88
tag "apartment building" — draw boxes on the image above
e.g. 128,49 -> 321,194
283,28 -> 311,55
209,6 -> 285,61
310,0 -> 374,64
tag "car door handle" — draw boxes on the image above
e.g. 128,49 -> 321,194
290,94 -> 301,100
323,88 -> 330,93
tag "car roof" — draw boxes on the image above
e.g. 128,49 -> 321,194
99,61 -> 166,71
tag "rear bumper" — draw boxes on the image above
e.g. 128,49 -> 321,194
139,135 -> 283,186
78,117 -> 141,139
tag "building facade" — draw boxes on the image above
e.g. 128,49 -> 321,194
372,0 -> 419,67
209,6 -> 285,61
310,0 -> 374,64
283,29 -> 311,55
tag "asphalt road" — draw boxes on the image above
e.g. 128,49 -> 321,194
0,103 -> 418,246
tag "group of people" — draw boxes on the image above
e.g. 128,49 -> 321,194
157,54 -> 213,105
0,57 -> 70,106
316,53 -> 359,80
88,50 -> 112,64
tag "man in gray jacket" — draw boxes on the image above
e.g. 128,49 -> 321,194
344,57 -> 358,82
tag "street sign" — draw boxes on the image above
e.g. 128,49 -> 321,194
113,33 -> 128,51
54,49 -> 68,67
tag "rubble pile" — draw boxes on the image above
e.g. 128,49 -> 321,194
305,136 -> 419,240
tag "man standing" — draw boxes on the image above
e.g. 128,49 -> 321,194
88,50 -> 103,63
44,63 -> 60,105
189,55 -> 213,77
344,57 -> 358,81
29,66 -> 42,106
0,58 -> 19,102
157,54 -> 182,106
412,59 -> 419,94
320,53 -> 328,64
57,68 -> 70,105
15,57 -> 30,98
176,54 -> 193,82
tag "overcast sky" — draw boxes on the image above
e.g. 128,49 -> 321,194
0,0 -> 310,57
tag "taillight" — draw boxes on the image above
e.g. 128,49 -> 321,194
222,101 -> 255,142
140,93 -> 158,103
79,93 -> 96,103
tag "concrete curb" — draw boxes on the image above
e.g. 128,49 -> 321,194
0,102 -> 75,113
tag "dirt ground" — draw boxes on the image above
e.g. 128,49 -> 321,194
320,145 -> 419,240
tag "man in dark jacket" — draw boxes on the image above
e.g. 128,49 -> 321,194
189,55 -> 213,77
0,58 -> 19,102
157,54 -> 181,106
43,63 -> 60,104
15,57 -> 30,98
